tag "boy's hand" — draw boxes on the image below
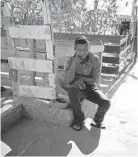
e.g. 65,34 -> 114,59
72,79 -> 86,90
73,55 -> 82,64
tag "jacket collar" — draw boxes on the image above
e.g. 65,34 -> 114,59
74,53 -> 90,64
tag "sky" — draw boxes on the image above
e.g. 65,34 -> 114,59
86,0 -> 134,15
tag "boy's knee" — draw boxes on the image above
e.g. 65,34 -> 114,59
103,99 -> 111,110
67,85 -> 79,93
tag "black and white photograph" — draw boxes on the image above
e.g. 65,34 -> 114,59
0,0 -> 138,156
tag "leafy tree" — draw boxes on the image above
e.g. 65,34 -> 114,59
7,0 -> 120,35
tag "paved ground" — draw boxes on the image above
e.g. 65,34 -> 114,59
1,62 -> 138,156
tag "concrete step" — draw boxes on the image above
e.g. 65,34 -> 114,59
14,97 -> 98,126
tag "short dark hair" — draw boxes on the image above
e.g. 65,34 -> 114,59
75,36 -> 88,45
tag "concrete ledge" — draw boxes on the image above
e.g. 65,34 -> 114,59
14,97 -> 98,127
16,97 -> 74,126
1,102 -> 24,133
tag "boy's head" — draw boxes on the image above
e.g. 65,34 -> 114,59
74,36 -> 89,59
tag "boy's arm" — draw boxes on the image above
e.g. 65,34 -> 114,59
64,57 -> 76,85
64,56 -> 82,85
82,57 -> 101,85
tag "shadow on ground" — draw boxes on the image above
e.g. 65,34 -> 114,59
2,117 -> 101,156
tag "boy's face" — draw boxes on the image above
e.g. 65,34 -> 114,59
74,43 -> 89,59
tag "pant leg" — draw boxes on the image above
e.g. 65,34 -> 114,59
85,86 -> 111,123
67,85 -> 85,124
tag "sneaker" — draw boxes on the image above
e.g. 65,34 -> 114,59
71,120 -> 83,131
91,120 -> 106,129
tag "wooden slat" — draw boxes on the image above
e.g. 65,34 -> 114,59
101,73 -> 118,78
8,57 -> 53,73
55,45 -> 104,59
120,35 -> 128,46
119,52 -> 134,69
16,85 -> 56,99
102,56 -> 119,64
48,74 -> 55,87
0,72 -> 50,87
54,33 -> 121,44
120,44 -> 131,58
102,65 -> 119,74
103,52 -> 119,57
42,2 -> 54,86
29,39 -> 36,85
8,25 -> 51,40
16,47 -> 46,53
46,40 -> 54,60
104,45 -> 120,53
90,45 -> 104,53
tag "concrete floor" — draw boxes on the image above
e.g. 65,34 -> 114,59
1,62 -> 138,156
2,117 -> 101,156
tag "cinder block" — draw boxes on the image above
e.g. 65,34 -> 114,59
1,103 -> 24,133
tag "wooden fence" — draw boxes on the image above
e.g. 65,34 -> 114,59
1,33 -> 134,89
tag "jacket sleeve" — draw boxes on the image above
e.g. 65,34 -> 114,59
61,57 -> 73,88
92,56 -> 101,85
64,57 -> 73,71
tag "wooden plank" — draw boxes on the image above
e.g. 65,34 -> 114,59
0,72 -> 49,87
103,52 -> 119,57
29,39 -> 36,85
54,33 -> 121,44
102,56 -> 119,64
48,74 -> 55,87
101,73 -> 118,78
102,65 -> 119,74
42,1 -> 54,87
120,44 -> 131,58
119,52 -> 134,69
55,45 -> 104,58
15,47 -> 46,53
9,39 -> 18,98
16,85 -> 56,99
46,40 -> 54,60
90,45 -> 104,53
120,35 -> 128,46
8,57 -> 53,73
104,45 -> 120,53
8,25 -> 51,40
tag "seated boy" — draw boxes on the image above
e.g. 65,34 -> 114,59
63,36 -> 111,131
